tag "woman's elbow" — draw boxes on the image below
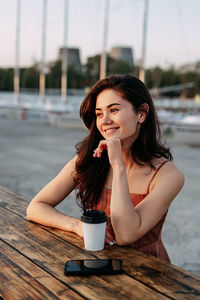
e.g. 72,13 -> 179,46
116,239 -> 129,246
26,204 -> 32,220
26,201 -> 36,221
116,234 -> 139,246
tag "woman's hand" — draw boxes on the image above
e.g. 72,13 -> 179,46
105,228 -> 116,246
93,139 -> 124,168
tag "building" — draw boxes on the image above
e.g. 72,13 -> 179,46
58,47 -> 82,72
110,47 -> 134,67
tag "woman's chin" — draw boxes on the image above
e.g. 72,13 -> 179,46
105,135 -> 120,140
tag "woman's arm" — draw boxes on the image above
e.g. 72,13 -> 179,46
26,156 -> 83,237
93,139 -> 184,246
110,161 -> 184,245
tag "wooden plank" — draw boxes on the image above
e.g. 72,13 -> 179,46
0,240 -> 83,300
0,206 -> 169,300
34,220 -> 200,300
1,186 -> 200,299
42,228 -> 200,300
95,247 -> 200,300
0,185 -> 28,217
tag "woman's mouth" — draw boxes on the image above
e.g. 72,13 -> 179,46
104,127 -> 119,134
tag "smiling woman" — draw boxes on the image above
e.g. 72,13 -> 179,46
26,74 -> 184,263
95,89 -> 144,146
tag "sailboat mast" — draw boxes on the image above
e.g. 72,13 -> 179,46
100,0 -> 109,79
14,0 -> 21,104
61,0 -> 69,104
139,0 -> 149,83
39,0 -> 48,103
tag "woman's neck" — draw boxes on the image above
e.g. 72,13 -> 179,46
122,150 -> 135,169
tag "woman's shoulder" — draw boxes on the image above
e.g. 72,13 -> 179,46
157,159 -> 184,177
61,155 -> 78,175
149,159 -> 185,192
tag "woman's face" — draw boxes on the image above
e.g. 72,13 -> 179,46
95,89 -> 145,147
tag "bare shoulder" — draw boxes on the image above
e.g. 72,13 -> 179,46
160,161 -> 184,181
150,160 -> 185,193
53,155 -> 78,184
61,155 -> 78,175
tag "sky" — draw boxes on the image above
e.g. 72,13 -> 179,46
0,0 -> 199,69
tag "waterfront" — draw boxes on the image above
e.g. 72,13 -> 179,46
0,118 -> 200,275
1,92 -> 200,131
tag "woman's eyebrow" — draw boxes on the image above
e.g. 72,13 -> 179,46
95,103 -> 120,111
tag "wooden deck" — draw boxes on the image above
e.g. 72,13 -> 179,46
0,185 -> 200,299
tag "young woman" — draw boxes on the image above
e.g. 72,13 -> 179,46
27,74 -> 184,262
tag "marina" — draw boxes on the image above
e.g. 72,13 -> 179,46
1,92 -> 200,142
1,2 -> 200,295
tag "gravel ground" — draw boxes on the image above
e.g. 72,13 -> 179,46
0,118 -> 199,275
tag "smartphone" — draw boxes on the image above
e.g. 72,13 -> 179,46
64,259 -> 123,276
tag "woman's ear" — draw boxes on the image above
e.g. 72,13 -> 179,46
138,103 -> 149,123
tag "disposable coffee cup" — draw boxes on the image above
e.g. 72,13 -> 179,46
81,210 -> 107,251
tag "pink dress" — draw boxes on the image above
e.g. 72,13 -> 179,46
93,161 -> 171,263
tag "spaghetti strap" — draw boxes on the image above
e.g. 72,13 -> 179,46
147,160 -> 169,193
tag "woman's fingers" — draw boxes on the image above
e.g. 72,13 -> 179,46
93,141 -> 108,157
104,229 -> 116,246
93,139 -> 124,169
93,139 -> 119,158
105,237 -> 116,245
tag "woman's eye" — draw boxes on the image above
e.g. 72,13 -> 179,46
96,112 -> 102,118
110,108 -> 118,113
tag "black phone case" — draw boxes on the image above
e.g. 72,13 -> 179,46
64,259 -> 123,276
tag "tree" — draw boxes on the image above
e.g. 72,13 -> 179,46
46,60 -> 61,89
107,57 -> 133,75
0,68 -> 13,91
21,64 -> 40,89
1,57 -> 200,98
83,55 -> 100,86
83,54 -> 134,87
145,66 -> 163,89
46,60 -> 85,89
67,65 -> 85,89
160,66 -> 180,88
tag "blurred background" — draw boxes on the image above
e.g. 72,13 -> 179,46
1,0 -> 200,99
0,0 -> 200,275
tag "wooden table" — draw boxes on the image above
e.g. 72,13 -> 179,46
0,186 -> 200,300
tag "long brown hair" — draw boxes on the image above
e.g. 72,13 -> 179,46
75,74 -> 172,210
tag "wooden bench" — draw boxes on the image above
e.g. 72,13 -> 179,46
0,185 -> 200,299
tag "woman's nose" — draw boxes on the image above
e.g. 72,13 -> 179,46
102,112 -> 112,124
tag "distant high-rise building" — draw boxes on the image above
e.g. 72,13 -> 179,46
110,47 -> 134,67
58,47 -> 82,72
